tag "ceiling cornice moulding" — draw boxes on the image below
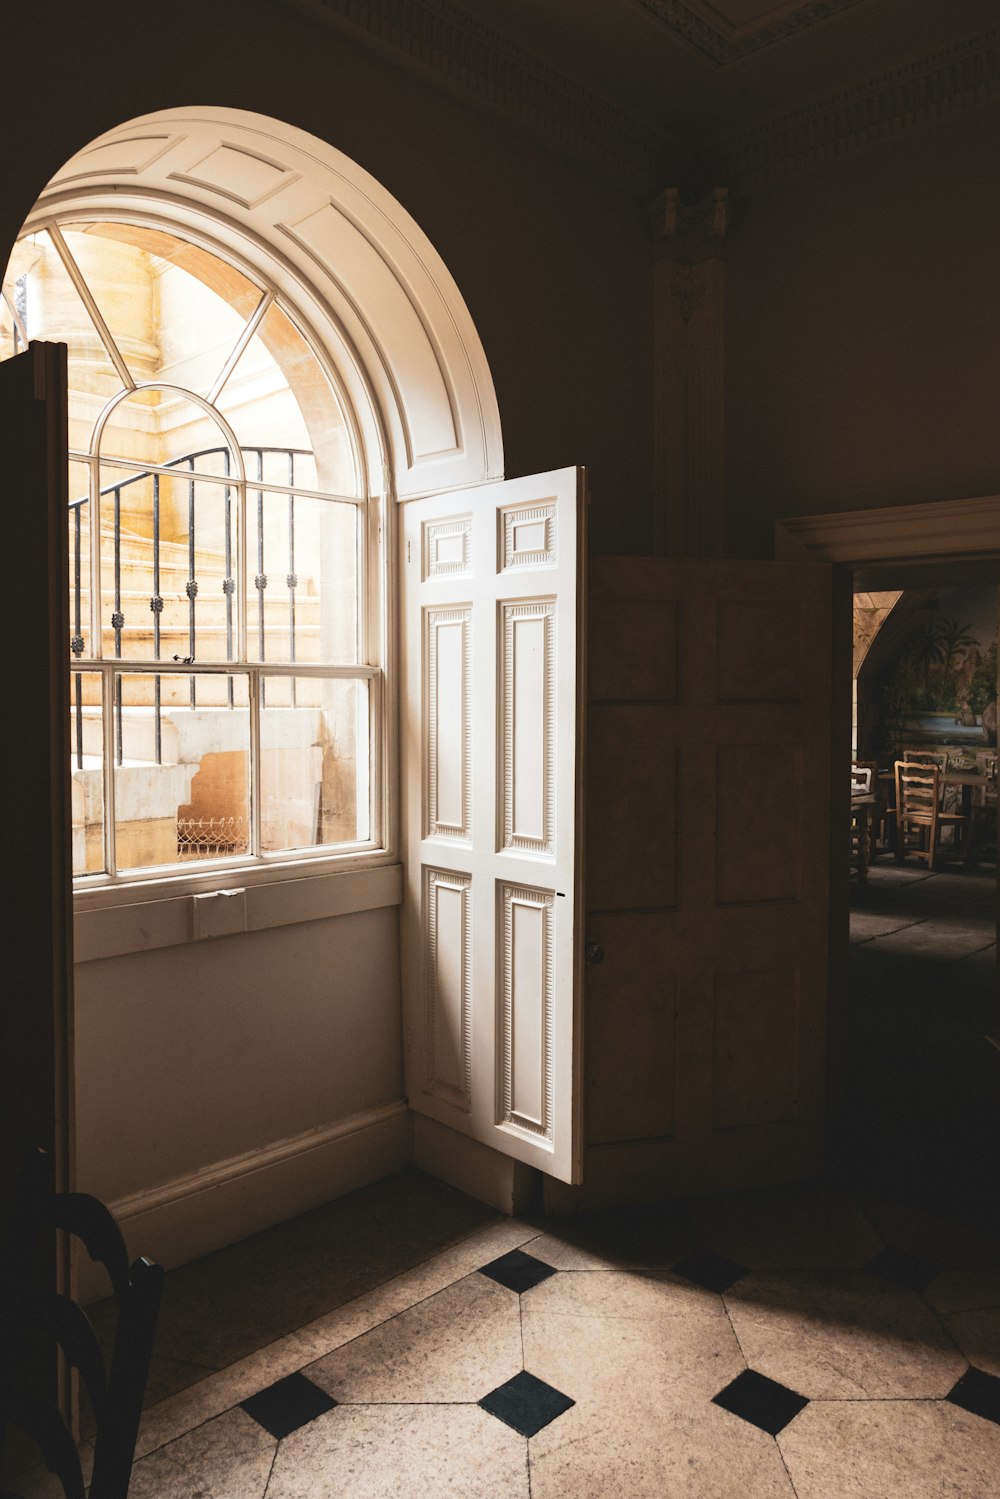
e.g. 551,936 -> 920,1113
281,0 -> 665,192
631,0 -> 869,69
720,24 -> 1000,186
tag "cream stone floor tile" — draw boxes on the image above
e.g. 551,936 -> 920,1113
725,1271 -> 967,1398
857,1197 -> 1000,1270
521,1269 -> 743,1407
265,1403 -> 530,1499
526,1207 -> 698,1273
135,1216 -> 540,1458
135,1329 -> 323,1460
127,1408 -> 276,1499
925,1268 -> 1000,1314
519,1230 -> 625,1271
690,1185 -> 884,1269
307,1273 -> 523,1403
778,1399 -> 1000,1499
292,1215 -> 540,1360
941,1305 -> 1000,1378
5,1443 -> 93,1499
529,1389 -> 796,1499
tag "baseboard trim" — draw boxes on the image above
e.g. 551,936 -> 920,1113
412,1114 -> 535,1215
78,1102 -> 412,1303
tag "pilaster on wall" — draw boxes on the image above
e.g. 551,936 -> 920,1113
651,187 -> 728,558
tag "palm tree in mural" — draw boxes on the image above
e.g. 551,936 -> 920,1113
938,618 -> 978,680
908,617 -> 951,706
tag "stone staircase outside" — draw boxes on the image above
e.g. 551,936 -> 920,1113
69,522 -> 357,875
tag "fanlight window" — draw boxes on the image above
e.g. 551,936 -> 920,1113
2,220 -> 376,882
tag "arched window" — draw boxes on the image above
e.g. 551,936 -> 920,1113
3,217 -> 374,882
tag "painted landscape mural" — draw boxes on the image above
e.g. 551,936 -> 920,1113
860,586 -> 998,767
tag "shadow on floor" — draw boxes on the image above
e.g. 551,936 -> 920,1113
831,862 -> 1000,1235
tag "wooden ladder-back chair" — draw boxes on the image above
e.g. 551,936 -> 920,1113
894,760 -> 967,870
850,761 -> 879,878
903,746 -> 961,816
0,1150 -> 163,1499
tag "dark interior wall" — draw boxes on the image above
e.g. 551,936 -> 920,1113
0,0 -> 654,552
725,101 -> 1000,558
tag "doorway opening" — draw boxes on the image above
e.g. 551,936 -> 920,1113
837,560 -> 1000,1233
776,499 -> 1000,1234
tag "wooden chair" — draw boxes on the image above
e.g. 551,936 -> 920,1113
0,1150 -> 163,1499
894,759 -> 967,870
973,753 -> 998,861
850,761 -> 878,878
903,746 -> 960,815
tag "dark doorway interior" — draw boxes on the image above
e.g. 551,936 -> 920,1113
832,568 -> 1000,1234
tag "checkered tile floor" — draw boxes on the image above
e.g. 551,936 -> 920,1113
12,1170 -> 998,1499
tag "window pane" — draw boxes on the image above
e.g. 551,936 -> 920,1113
247,489 -> 359,666
215,300 -> 358,497
0,289 -> 24,359
70,671 -> 104,876
2,230 -> 126,446
62,224 -> 264,398
99,463 -> 237,664
114,671 -> 249,873
260,677 -> 370,853
68,459 -> 93,660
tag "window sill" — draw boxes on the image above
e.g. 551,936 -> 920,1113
73,860 -> 403,963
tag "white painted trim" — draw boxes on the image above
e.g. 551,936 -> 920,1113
73,861 -> 403,962
79,1101 -> 412,1303
412,1113 -> 534,1215
775,495 -> 1000,565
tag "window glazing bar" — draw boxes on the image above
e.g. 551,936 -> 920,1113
48,223 -> 136,393
207,290 -> 274,404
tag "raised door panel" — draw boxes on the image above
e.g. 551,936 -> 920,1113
586,557 -> 831,1195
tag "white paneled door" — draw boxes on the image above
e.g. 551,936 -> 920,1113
400,469 -> 586,1183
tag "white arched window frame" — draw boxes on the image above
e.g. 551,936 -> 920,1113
11,107 -> 504,910
7,207 -> 384,892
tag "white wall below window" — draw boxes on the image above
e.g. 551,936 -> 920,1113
73,892 -> 407,1293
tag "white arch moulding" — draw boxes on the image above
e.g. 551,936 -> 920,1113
30,105 -> 504,502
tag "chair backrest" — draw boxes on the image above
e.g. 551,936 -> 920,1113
895,758 -> 940,822
0,1150 -> 163,1499
903,746 -> 950,770
850,763 -> 872,796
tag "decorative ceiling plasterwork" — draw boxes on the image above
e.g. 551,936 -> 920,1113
631,0 -> 870,68
281,0 -> 663,191
721,24 -> 1000,185
280,0 -> 999,197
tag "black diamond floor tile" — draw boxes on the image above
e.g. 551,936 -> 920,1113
478,1248 -> 557,1294
671,1248 -> 748,1294
479,1369 -> 575,1437
712,1369 -> 809,1436
240,1372 -> 337,1438
947,1366 -> 1000,1426
864,1246 -> 940,1293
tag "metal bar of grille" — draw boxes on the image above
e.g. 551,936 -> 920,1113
255,449 -> 266,710
113,486 -> 123,766
74,673 -> 83,772
288,449 -> 297,708
224,448 -> 234,708
72,507 -> 84,768
188,458 -> 197,710
152,473 -> 162,765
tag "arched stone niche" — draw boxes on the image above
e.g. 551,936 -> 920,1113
27,106 -> 504,500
